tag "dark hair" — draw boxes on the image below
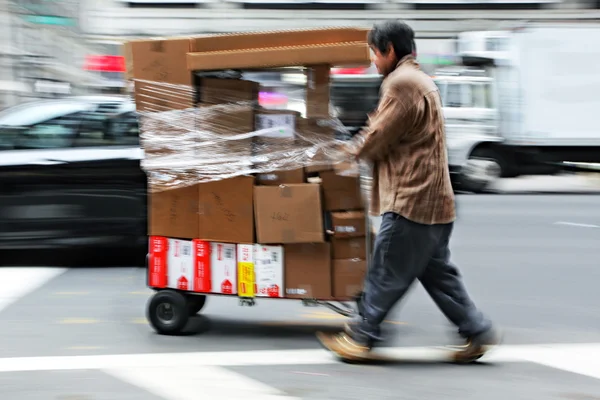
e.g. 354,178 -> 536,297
368,21 -> 416,61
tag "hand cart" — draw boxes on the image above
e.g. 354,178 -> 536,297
145,161 -> 375,336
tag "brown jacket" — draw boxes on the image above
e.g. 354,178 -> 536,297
354,55 -> 456,225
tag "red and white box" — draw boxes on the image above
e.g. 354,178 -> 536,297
148,236 -> 168,288
148,236 -> 211,293
254,245 -> 284,298
166,238 -> 194,291
210,242 -> 237,295
193,240 -> 211,293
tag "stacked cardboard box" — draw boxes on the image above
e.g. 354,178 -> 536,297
128,27 -> 372,301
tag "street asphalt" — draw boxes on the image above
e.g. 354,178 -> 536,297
0,191 -> 599,399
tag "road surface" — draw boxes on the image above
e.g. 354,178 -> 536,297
0,193 -> 599,399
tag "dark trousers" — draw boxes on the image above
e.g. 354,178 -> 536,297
355,212 -> 492,344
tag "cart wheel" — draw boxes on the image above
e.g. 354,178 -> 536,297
187,295 -> 207,315
147,290 -> 190,335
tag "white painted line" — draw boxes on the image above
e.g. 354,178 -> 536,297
106,366 -> 301,400
554,221 -> 599,228
518,346 -> 600,381
0,268 -> 68,313
0,343 -> 600,374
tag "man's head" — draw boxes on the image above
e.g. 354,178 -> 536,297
368,21 -> 416,76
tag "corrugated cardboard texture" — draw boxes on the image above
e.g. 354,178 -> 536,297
134,80 -> 195,113
256,168 -> 305,186
190,27 -> 369,53
197,176 -> 255,243
149,183 -> 199,239
320,170 -> 363,211
306,65 -> 330,118
284,243 -> 332,300
187,42 -> 371,72
128,38 -> 193,85
254,184 -> 324,244
332,259 -> 367,299
197,78 -> 259,106
331,211 -> 366,238
331,237 -> 366,260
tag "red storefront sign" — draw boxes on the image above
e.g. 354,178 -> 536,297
84,55 -> 126,73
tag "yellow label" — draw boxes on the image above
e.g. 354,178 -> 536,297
237,261 -> 255,297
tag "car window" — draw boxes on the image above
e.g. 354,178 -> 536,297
0,102 -> 93,127
0,102 -> 140,150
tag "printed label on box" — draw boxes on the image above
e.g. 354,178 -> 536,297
148,236 -> 168,288
211,242 -> 237,295
255,114 -> 295,139
254,245 -> 284,298
193,240 -> 211,293
166,238 -> 194,291
237,244 -> 255,297
335,225 -> 357,233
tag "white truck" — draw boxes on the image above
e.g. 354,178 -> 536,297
446,23 -> 600,192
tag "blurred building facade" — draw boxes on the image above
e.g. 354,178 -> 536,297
80,0 -> 599,85
2,0 -> 599,107
0,0 -> 125,109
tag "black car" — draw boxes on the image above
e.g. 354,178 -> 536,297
0,96 -> 147,264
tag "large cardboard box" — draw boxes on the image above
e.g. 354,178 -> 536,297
331,237 -> 366,260
197,176 -> 255,244
148,183 -> 199,239
319,170 -> 363,211
284,243 -> 332,299
187,28 -> 370,72
254,184 -> 324,244
197,77 -> 259,105
331,211 -> 366,238
256,168 -> 305,186
332,259 -> 367,299
126,37 -> 193,85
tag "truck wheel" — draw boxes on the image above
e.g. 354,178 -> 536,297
147,290 -> 190,335
187,295 -> 207,315
460,148 -> 503,193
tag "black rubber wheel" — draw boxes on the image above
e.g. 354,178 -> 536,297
187,295 -> 207,315
147,290 -> 190,335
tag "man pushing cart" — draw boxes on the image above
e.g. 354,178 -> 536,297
316,20 -> 502,363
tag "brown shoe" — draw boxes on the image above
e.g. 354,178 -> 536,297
316,331 -> 372,362
451,328 -> 502,364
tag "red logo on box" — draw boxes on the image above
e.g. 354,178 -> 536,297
221,279 -> 233,294
193,240 -> 211,293
148,236 -> 167,288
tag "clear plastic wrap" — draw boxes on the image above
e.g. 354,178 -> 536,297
135,76 -> 363,193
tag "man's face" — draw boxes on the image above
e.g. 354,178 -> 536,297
371,45 -> 396,77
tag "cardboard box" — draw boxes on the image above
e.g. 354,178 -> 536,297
331,211 -> 366,238
197,77 -> 259,105
210,242 -> 237,295
306,65 -> 330,118
319,170 -> 363,211
127,37 -> 193,85
332,259 -> 367,299
256,168 -> 305,186
134,80 -> 195,113
254,184 -> 324,244
190,27 -> 369,54
148,184 -> 199,239
284,243 -> 332,299
198,176 -> 255,244
254,245 -> 284,298
187,42 -> 370,72
237,244 -> 255,297
296,117 -> 336,173
331,237 -> 366,260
